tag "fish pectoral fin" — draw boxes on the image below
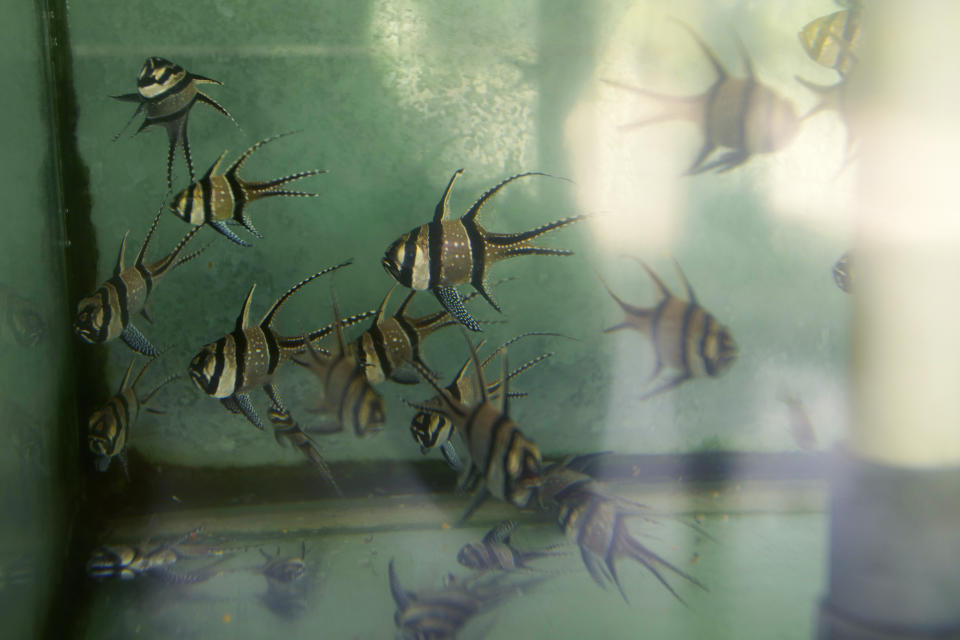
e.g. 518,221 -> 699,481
637,372 -> 690,401
695,149 -> 750,175
209,221 -> 254,247
434,286 -> 481,332
140,307 -> 154,324
474,277 -> 502,313
440,441 -> 465,471
684,141 -> 719,175
120,325 -> 159,357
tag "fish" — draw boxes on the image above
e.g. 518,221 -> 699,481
0,284 -> 46,347
169,132 -> 326,247
457,520 -> 564,572
409,332 -> 559,468
87,357 -> 179,476
388,558 -> 547,640
187,261 -> 365,432
86,527 -> 231,584
381,169 -> 586,331
355,283 -> 500,386
113,57 -> 236,190
832,251 -> 853,293
293,295 -> 386,438
798,8 -> 862,77
73,205 -> 206,356
267,402 -> 342,495
406,335 -> 543,524
601,257 -> 737,400
258,545 -> 311,620
603,22 -> 800,174
538,454 -> 708,604
780,392 -> 818,451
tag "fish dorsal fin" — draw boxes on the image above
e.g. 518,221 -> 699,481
118,358 -> 138,393
372,284 -> 397,327
483,520 -> 517,546
130,355 -> 160,392
462,171 -> 550,225
674,20 -> 728,85
671,260 -> 699,305
202,150 -> 229,181
394,289 -> 417,319
461,332 -> 490,407
733,32 -> 755,80
387,559 -> 410,609
433,169 -> 464,223
114,231 -> 130,276
236,284 -> 257,332
259,260 -> 352,330
135,202 -> 166,267
227,131 -> 298,180
408,358 -> 463,419
629,257 -> 674,302
329,291 -> 348,357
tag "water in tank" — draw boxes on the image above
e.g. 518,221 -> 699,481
5,0 -> 960,638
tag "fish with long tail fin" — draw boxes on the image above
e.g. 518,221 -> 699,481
169,132 -> 325,247
88,356 -> 179,477
388,558 -> 548,640
356,281 -> 504,386
86,527 -> 232,584
382,169 -> 586,331
409,331 -> 560,469
538,454 -> 708,604
457,520 -> 565,572
294,294 -> 386,438
113,57 -> 236,190
406,334 -> 543,524
74,204 -> 206,356
267,402 -> 342,495
604,22 -> 799,174
600,257 -> 737,400
187,261 -> 367,431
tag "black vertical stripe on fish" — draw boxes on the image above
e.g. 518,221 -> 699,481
427,220 -> 443,288
399,226 -> 420,287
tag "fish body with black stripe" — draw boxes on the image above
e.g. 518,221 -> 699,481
604,22 -> 799,174
267,402 -> 342,495
407,336 -> 543,522
410,332 -> 556,468
388,558 -> 547,640
73,207 -> 205,356
799,6 -> 862,77
170,132 -> 325,247
457,519 -> 564,572
293,297 -> 386,438
538,454 -> 707,604
187,261 -> 360,432
88,357 -> 179,476
382,169 -> 586,331
601,258 -> 737,400
113,57 -> 235,189
86,528 -> 228,584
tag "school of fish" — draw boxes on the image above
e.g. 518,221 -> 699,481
75,5 -> 857,635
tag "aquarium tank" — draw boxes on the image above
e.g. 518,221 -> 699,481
3,0 -> 959,638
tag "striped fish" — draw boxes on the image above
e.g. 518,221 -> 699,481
267,403 -> 342,495
187,261 -> 365,432
73,206 -> 206,356
798,8 -> 862,77
86,527 -> 229,584
257,542 -> 307,585
356,284 -> 491,386
410,332 -> 558,468
293,296 -> 386,438
169,132 -> 325,247
538,454 -> 708,604
457,520 -> 564,572
113,57 -> 235,189
407,336 -> 543,523
257,543 -> 310,620
388,558 -> 547,640
87,357 -> 179,476
833,251 -> 853,293
381,169 -> 586,331
601,258 -> 737,400
604,22 -> 799,174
